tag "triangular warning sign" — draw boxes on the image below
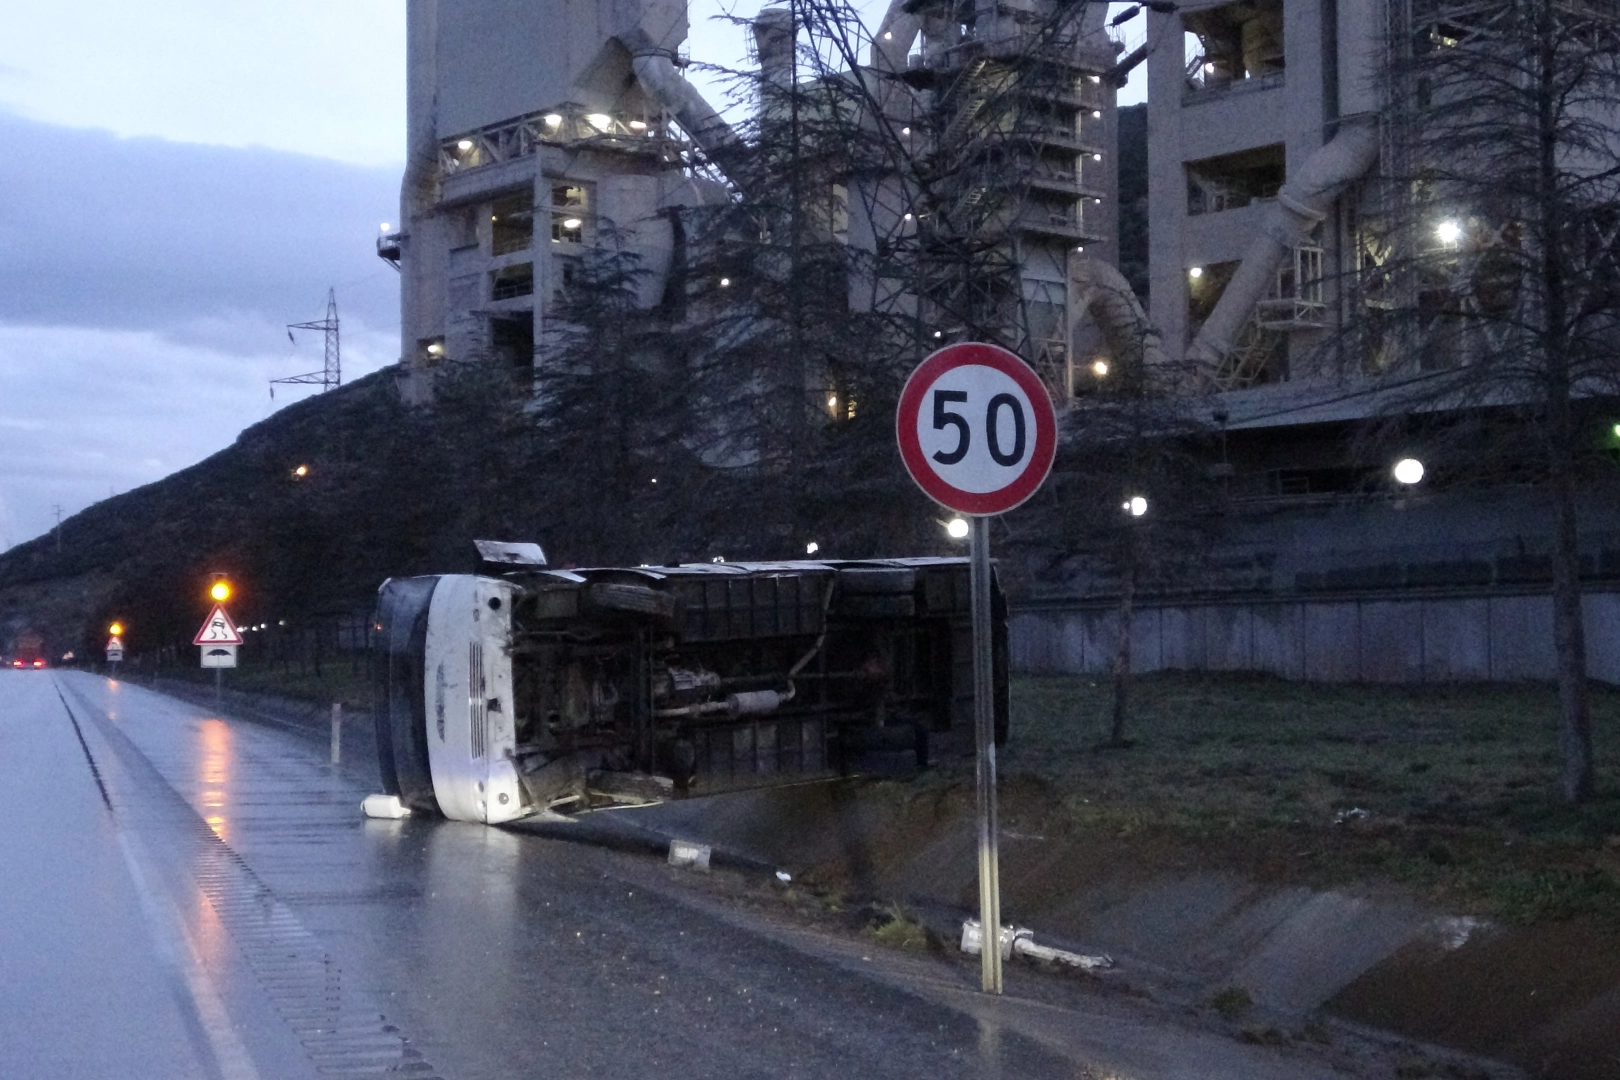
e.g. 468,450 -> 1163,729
106,635 -> 124,651
193,604 -> 244,645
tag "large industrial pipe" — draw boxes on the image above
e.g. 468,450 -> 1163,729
1069,257 -> 1170,369
1186,117 -> 1380,369
869,0 -> 923,71
627,44 -> 744,178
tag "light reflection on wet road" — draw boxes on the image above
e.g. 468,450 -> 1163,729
2,670 -> 1361,1080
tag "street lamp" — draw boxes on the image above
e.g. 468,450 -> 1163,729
1393,458 -> 1425,485
1436,220 -> 1462,245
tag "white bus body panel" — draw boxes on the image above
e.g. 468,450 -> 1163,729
422,574 -> 525,824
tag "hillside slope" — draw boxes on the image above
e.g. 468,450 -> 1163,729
0,366 -> 545,660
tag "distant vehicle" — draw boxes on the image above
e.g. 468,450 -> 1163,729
373,556 -> 1008,824
10,630 -> 46,670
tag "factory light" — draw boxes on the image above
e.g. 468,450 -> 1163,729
1092,110 -> 1102,118
1092,153 -> 1102,161
1393,458 -> 1425,485
380,222 -> 390,232
1204,62 -> 1216,73
945,517 -> 970,539
1123,496 -> 1148,517
933,330 -> 943,338
543,113 -> 563,127
292,464 -> 309,478
586,113 -> 612,131
712,555 -> 727,563
884,30 -> 893,39
650,477 -> 658,484
456,139 -> 474,151
629,119 -> 647,130
426,342 -> 444,356
1436,220 -> 1462,244
1076,245 -> 1085,252
903,212 -> 913,221
562,217 -> 583,230
1612,422 -> 1620,439
901,126 -> 911,135
1089,75 -> 1102,83
720,276 -> 731,287
827,393 -> 839,411
806,542 -> 820,555
1091,358 -> 1109,377
1189,266 -> 1203,279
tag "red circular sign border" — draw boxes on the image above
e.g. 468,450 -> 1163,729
895,342 -> 1058,516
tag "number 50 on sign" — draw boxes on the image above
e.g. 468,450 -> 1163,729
895,342 -> 1057,516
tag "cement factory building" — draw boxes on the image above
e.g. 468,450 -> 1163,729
384,0 -> 1620,685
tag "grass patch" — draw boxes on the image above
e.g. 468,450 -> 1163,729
984,673 -> 1620,925
865,903 -> 931,951
151,659 -> 373,711
1210,985 -> 1253,1019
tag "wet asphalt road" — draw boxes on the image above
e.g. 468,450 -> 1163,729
2,670 -> 1370,1080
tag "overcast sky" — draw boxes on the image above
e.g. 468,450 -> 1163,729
0,1 -> 1144,549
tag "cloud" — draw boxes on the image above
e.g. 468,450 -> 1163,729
0,110 -> 400,341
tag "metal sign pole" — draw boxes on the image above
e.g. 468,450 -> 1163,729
970,514 -> 1003,994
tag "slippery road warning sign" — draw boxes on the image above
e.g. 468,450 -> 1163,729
895,341 -> 1057,516
193,604 -> 244,646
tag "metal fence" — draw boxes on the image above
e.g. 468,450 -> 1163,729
1009,587 -> 1620,684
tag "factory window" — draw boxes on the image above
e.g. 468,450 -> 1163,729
550,184 -> 589,244
490,262 -> 534,301
490,195 -> 534,255
553,255 -> 582,302
489,313 -> 534,376
1183,0 -> 1284,95
1186,144 -> 1285,215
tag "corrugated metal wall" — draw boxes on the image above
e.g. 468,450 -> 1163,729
1009,589 -> 1620,683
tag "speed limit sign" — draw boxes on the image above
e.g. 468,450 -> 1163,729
896,342 -> 1058,515
896,341 -> 1057,997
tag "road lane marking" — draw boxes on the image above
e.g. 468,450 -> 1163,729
53,674 -> 263,1080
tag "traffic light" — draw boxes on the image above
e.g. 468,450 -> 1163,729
209,576 -> 233,603
108,622 -> 124,637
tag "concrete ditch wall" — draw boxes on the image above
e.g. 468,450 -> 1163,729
1009,588 -> 1620,684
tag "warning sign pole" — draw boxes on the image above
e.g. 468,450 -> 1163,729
970,514 -> 1002,994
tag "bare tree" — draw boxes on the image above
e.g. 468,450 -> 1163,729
1019,280 -> 1219,746
1361,0 -> 1620,801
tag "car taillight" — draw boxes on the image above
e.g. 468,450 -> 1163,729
32,660 -> 44,668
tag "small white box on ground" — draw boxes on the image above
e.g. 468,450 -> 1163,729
668,839 -> 711,870
362,794 -> 411,820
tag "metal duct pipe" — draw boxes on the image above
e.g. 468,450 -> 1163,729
1187,117 -> 1380,369
630,52 -> 744,176
753,6 -> 795,89
1069,257 -> 1170,369
869,0 -> 922,71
